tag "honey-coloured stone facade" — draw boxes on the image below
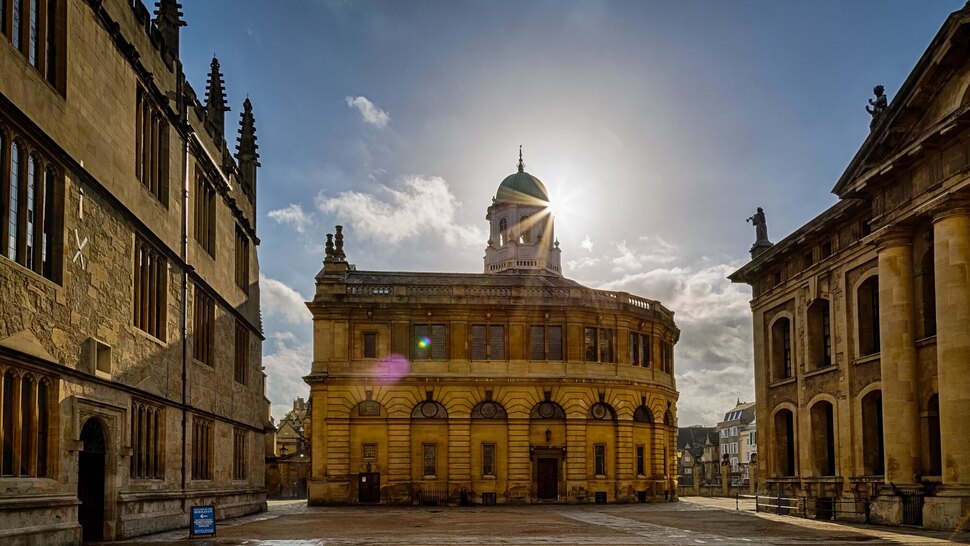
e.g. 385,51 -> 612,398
306,163 -> 680,505
730,3 -> 970,531
0,1 -> 269,544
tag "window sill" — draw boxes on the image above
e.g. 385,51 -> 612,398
193,359 -> 214,369
0,254 -> 63,290
803,365 -> 838,379
422,475 -> 438,480
595,474 -> 606,479
768,377 -> 797,388
482,474 -> 496,480
852,353 -> 880,366
916,335 -> 937,348
133,326 -> 167,346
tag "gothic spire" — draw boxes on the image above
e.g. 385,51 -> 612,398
153,0 -> 186,57
205,56 -> 230,137
236,97 -> 260,200
517,145 -> 524,173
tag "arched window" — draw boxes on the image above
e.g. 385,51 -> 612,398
925,394 -> 941,476
519,215 -> 530,243
773,409 -> 796,477
25,154 -> 39,270
810,400 -> 835,476
530,400 -> 565,420
861,390 -> 883,475
471,400 -> 507,419
771,317 -> 792,379
857,276 -> 880,356
20,374 -> 33,476
36,379 -> 49,477
633,405 -> 653,423
42,167 -> 56,277
588,402 -> 616,421
498,218 -> 507,246
920,249 -> 936,338
8,141 -> 21,261
807,300 -> 831,370
1,371 -> 15,475
411,400 -> 448,419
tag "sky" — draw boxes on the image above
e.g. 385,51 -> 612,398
177,0 -> 963,425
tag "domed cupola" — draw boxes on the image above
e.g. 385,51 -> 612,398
483,147 -> 562,276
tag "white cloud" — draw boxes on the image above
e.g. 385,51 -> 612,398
580,235 -> 594,251
611,240 -> 641,272
263,330 -> 312,422
316,175 -> 483,247
260,275 -> 312,324
345,95 -> 390,128
268,203 -> 314,233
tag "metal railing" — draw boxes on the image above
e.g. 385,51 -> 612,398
754,493 -> 871,523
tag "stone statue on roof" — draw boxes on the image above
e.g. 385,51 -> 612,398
866,85 -> 888,130
747,207 -> 773,258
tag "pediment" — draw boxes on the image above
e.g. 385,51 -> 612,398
834,7 -> 970,197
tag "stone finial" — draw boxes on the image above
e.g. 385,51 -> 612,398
235,98 -> 259,200
334,225 -> 346,261
517,145 -> 525,173
153,0 -> 186,57
324,233 -> 335,263
205,57 -> 230,137
866,84 -> 888,130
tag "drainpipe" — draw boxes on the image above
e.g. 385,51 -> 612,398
178,72 -> 191,510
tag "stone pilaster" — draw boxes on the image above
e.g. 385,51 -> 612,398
876,230 -> 920,485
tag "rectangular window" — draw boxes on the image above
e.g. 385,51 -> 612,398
363,443 -> 377,461
194,174 -> 215,256
636,445 -> 645,476
584,327 -> 614,363
529,325 -> 563,360
482,443 -> 495,477
423,443 -> 437,477
130,401 -> 163,479
5,0 -> 61,86
135,86 -> 168,203
660,340 -> 674,373
782,326 -> 792,378
413,324 -> 447,360
193,288 -> 214,366
133,236 -> 167,339
233,428 -> 247,480
234,320 -> 249,385
470,324 -> 505,360
191,417 -> 212,480
594,444 -> 606,476
235,225 -> 250,290
584,327 -> 598,361
363,332 -> 377,358
630,333 -> 639,365
641,334 -> 651,367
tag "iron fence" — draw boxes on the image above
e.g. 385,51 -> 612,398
753,493 -> 870,523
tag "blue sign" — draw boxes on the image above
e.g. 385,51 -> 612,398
190,505 -> 216,537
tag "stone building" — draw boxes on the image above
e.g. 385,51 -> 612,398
275,397 -> 309,456
716,400 -> 755,483
729,3 -> 970,530
677,426 -> 717,487
738,418 -> 757,485
0,1 -> 270,543
305,156 -> 680,505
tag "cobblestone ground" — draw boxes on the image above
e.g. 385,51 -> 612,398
106,497 -> 970,545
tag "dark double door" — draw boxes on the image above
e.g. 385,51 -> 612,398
358,472 -> 381,503
536,458 -> 559,500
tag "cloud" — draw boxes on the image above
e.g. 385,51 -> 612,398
268,203 -> 314,233
611,240 -> 641,272
260,275 -> 312,324
316,175 -> 483,247
263,330 -> 312,422
345,95 -> 390,128
580,235 -> 594,251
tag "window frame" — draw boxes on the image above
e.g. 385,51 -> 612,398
422,443 -> 437,477
469,323 -> 506,361
482,442 -> 496,477
594,443 -> 606,477
412,324 -> 447,360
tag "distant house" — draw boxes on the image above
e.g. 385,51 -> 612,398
677,426 -> 719,486
716,401 -> 756,486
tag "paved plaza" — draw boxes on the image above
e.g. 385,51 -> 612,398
106,497 -> 969,545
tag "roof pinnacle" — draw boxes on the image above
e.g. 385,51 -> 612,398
517,145 -> 524,173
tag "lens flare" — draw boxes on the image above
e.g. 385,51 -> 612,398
417,337 -> 431,349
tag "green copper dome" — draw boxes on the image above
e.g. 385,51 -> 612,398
496,170 -> 549,204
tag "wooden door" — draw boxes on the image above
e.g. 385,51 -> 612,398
536,458 -> 558,500
358,472 -> 381,503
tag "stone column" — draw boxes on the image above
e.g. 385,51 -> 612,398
692,464 -> 701,495
933,206 -> 970,487
876,231 -> 921,485
721,457 -> 730,496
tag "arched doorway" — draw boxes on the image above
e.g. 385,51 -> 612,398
78,418 -> 107,541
